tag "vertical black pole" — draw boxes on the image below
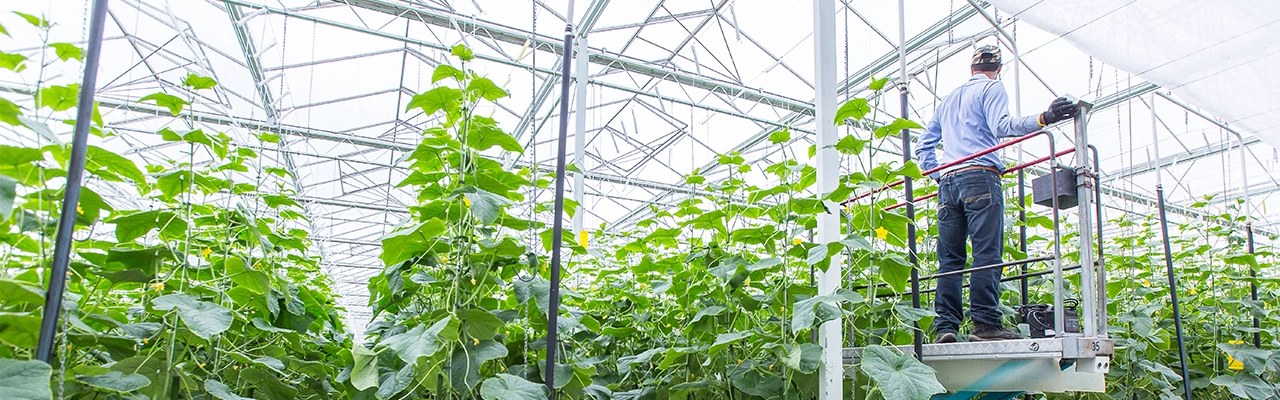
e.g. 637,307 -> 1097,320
36,0 -> 111,364
1091,146 -> 1107,336
1017,170 -> 1028,305
544,26 -> 574,398
1247,223 -> 1260,348
1156,184 -> 1192,400
901,85 -> 922,359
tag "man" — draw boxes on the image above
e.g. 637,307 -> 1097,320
915,44 -> 1077,343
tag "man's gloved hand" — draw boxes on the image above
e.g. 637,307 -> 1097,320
1039,97 -> 1078,125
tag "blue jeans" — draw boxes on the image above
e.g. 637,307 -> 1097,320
934,169 -> 1005,333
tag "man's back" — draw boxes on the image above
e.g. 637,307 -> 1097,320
917,75 -> 1040,176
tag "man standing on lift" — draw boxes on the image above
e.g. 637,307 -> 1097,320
916,45 -> 1078,343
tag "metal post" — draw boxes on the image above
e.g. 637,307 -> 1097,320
1018,170 -> 1028,305
898,0 -> 923,361
1089,145 -> 1107,337
1152,93 -> 1191,400
1157,185 -> 1193,400
572,36 -> 589,238
36,0 -> 111,364
814,0 -> 843,398
1247,223 -> 1260,348
1074,101 -> 1097,338
545,1 -> 575,395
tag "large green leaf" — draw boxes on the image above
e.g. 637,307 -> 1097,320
1211,373 -> 1278,400
152,294 -> 233,340
466,122 -> 523,153
182,73 -> 218,90
459,187 -> 515,225
708,331 -> 752,360
77,371 -> 150,394
432,64 -> 464,83
350,344 -> 379,391
768,127 -> 791,144
835,98 -> 869,125
0,358 -> 51,400
112,210 -> 187,242
0,174 -> 14,221
139,92 -> 189,116
480,374 -> 546,400
0,98 -> 21,126
0,51 -> 26,72
85,145 -> 145,184
380,218 -> 447,266
0,280 -> 43,305
381,315 -> 456,363
859,345 -> 945,400
450,339 -> 509,391
37,84 -> 78,111
874,118 -> 924,139
14,12 -> 50,28
458,308 -> 505,339
378,364 -> 416,400
205,380 -> 251,400
1217,343 -> 1272,374
49,43 -> 83,61
468,77 -> 508,101
406,86 -> 462,116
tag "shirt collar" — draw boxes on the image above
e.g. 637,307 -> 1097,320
969,74 -> 993,82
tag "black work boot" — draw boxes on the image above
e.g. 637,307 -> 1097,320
970,323 -> 1025,341
934,331 -> 958,344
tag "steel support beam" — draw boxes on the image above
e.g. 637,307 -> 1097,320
337,0 -> 812,114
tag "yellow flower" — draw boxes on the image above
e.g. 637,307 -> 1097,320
199,363 -> 206,369
473,338 -> 480,345
440,255 -> 449,263
792,238 -> 802,245
201,248 -> 212,257
875,227 -> 888,240
463,197 -> 472,207
76,205 -> 84,215
665,323 -> 671,328
142,338 -> 149,344
1188,287 -> 1198,295
470,278 -> 477,285
150,282 -> 164,292
1142,279 -> 1151,287
233,365 -> 239,370
744,278 -> 751,286
690,373 -> 694,379
737,359 -> 743,364
501,365 -> 506,371
768,364 -> 773,371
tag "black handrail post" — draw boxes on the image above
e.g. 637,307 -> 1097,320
1089,145 -> 1107,337
1018,169 -> 1028,305
901,81 -> 922,361
1156,184 -> 1192,400
36,0 -> 112,364
1247,222 -> 1260,348
544,9 -> 575,397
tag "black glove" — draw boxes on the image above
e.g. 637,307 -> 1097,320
1040,97 -> 1078,125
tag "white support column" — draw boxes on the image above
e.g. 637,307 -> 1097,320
573,36 -> 590,237
813,1 -> 842,399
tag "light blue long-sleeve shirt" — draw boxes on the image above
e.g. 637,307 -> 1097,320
915,75 -> 1042,179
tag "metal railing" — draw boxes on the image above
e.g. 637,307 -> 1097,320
842,116 -> 1109,343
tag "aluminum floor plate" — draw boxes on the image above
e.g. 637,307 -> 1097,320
845,338 -> 1064,362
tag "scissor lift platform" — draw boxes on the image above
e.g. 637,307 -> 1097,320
844,337 -> 1113,397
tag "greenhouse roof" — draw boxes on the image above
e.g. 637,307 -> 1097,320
3,0 -> 1278,328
